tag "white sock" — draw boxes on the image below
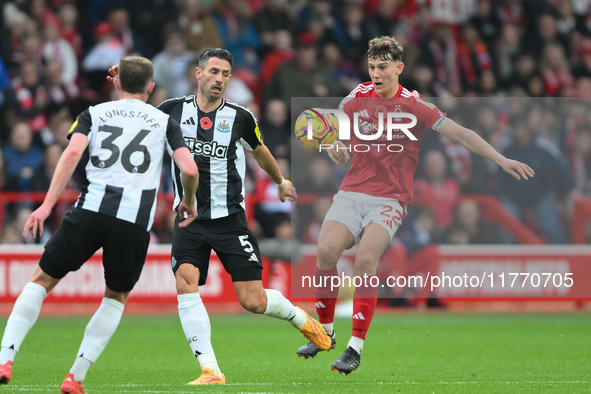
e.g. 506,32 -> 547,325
0,282 -> 47,364
69,357 -> 92,382
178,293 -> 221,377
348,336 -> 364,354
322,323 -> 334,336
70,298 -> 124,382
263,289 -> 306,329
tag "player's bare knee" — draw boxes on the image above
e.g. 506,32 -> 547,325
30,266 -> 59,293
175,274 -> 195,294
104,288 -> 129,304
30,278 -> 55,293
240,296 -> 266,314
316,242 -> 341,268
354,253 -> 378,276
175,278 -> 194,295
175,265 -> 199,294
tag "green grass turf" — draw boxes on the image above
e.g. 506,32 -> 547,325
1,313 -> 590,393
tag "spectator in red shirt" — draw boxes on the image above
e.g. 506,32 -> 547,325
107,7 -> 152,56
4,61 -> 48,136
541,42 -> 575,96
57,2 -> 84,60
422,22 -> 462,96
414,149 -> 460,228
259,29 -> 295,88
82,22 -> 126,93
458,23 -> 492,89
39,13 -> 78,85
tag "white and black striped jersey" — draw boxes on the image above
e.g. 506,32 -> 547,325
68,98 -> 186,231
158,96 -> 262,220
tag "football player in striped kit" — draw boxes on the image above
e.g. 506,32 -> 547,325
0,56 -> 198,394
108,48 -> 331,385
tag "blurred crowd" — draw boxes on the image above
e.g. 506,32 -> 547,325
0,0 -> 590,249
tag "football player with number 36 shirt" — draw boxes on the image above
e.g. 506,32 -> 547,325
0,56 -> 199,393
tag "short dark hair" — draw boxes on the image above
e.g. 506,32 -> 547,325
197,48 -> 234,69
118,56 -> 154,94
366,36 -> 404,63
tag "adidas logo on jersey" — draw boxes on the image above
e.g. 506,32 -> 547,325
352,312 -> 365,320
315,301 -> 326,309
182,117 -> 196,125
249,253 -> 259,262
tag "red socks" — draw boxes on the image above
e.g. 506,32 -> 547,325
352,277 -> 378,340
314,267 -> 379,340
314,266 -> 339,324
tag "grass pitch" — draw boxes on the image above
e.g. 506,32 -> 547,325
1,312 -> 590,393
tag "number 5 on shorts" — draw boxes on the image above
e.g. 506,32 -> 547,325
239,235 -> 254,253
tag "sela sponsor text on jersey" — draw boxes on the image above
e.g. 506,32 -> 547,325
184,137 -> 228,159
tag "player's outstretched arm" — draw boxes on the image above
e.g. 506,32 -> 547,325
172,146 -> 199,227
251,144 -> 297,202
23,132 -> 88,238
438,119 -> 535,180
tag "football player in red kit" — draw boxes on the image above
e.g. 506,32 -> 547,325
297,36 -> 534,374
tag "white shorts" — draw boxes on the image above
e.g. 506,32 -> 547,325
323,190 -> 407,241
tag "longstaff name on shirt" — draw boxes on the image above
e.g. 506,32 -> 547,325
184,137 -> 228,159
98,109 -> 161,128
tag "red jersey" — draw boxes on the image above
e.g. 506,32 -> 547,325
338,82 -> 447,205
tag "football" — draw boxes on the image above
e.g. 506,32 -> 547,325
294,108 -> 338,150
